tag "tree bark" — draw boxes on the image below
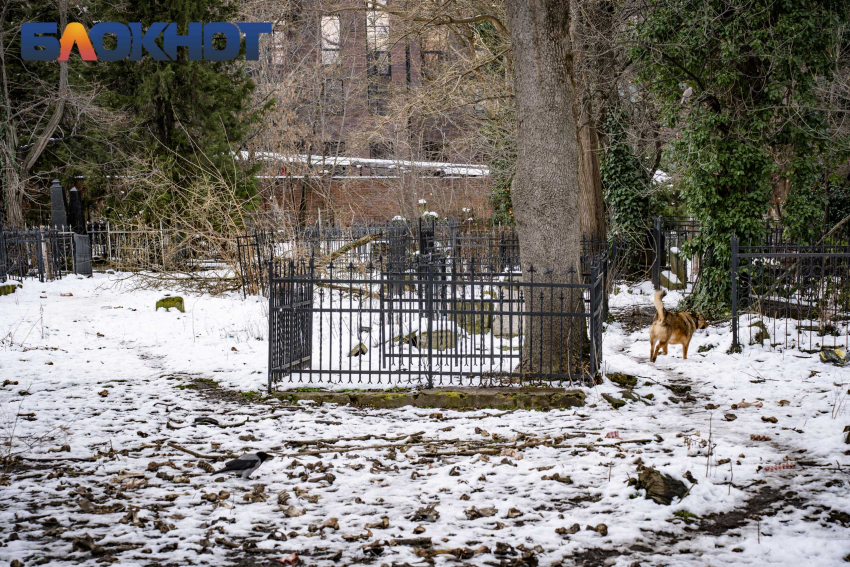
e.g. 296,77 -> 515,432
576,118 -> 605,239
506,0 -> 584,376
568,0 -> 606,241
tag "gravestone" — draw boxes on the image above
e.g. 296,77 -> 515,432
73,234 -> 92,276
67,187 -> 86,235
50,180 -> 68,228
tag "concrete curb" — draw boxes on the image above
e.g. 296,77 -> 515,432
272,387 -> 586,410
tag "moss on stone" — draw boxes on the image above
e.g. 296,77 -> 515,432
156,296 -> 185,313
608,372 -> 637,388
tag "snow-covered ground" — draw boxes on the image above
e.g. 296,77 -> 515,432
1,274 -> 849,566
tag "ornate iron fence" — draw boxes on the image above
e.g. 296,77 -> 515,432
239,220 -> 617,298
268,252 -> 607,391
731,234 -> 850,352
0,227 -> 76,282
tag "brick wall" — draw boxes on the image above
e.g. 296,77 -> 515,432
259,174 -> 491,224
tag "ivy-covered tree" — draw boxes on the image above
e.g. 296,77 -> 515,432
95,0 -> 267,210
632,0 -> 849,315
600,110 -> 650,240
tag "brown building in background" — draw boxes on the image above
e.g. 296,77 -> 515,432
242,0 -> 491,225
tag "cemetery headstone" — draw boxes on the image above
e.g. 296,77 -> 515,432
68,187 -> 86,235
50,180 -> 68,228
73,234 -> 93,276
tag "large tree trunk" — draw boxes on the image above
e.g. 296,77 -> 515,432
506,0 -> 583,376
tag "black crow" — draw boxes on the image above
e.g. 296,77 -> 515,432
213,451 -> 273,479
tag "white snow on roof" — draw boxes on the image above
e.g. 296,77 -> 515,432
238,151 -> 489,177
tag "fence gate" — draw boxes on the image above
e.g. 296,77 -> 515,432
268,262 -> 313,389
236,233 -> 266,297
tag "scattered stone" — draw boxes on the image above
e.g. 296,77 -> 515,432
608,372 -> 637,388
819,348 -> 846,366
494,542 -> 516,555
156,296 -> 185,313
724,413 -> 737,421
585,523 -> 608,536
409,503 -> 440,522
72,533 -> 105,555
281,506 -> 305,517
555,523 -> 580,536
194,416 -> 220,426
602,393 -> 626,409
541,472 -> 572,484
465,506 -> 497,520
78,498 -> 125,514
761,416 -> 778,424
620,390 -> 640,402
348,343 -> 368,357
365,516 -> 390,529
636,467 -> 688,505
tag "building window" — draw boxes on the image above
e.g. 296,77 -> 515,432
367,50 -> 391,78
421,28 -> 447,81
369,141 -> 394,159
321,15 -> 341,65
368,83 -> 389,115
366,3 -> 389,51
322,79 -> 344,114
366,2 -> 391,78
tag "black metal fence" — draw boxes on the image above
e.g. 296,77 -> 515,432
0,227 -> 78,282
731,234 -> 850,352
268,252 -> 607,390
239,220 -> 617,298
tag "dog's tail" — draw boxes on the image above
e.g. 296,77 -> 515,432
653,289 -> 667,323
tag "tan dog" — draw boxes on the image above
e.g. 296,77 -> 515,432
649,290 -> 707,362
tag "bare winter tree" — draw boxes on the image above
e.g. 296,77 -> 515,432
0,0 -> 69,227
505,0 -> 585,373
